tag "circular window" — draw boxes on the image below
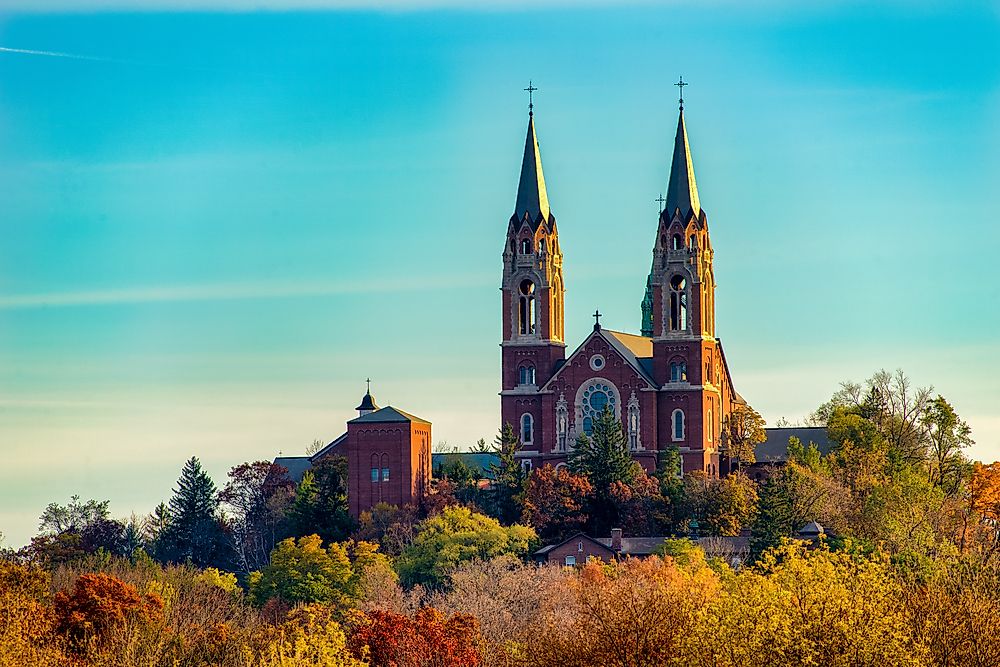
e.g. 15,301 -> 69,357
581,382 -> 617,435
519,279 -> 535,296
589,354 -> 605,371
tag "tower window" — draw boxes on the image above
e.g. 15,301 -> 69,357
672,409 -> 685,442
670,359 -> 687,383
689,235 -> 698,248
520,238 -> 532,254
539,238 -> 546,254
370,467 -> 379,483
519,364 -> 536,386
381,467 -> 390,482
672,234 -> 683,250
521,413 -> 534,444
669,275 -> 688,331
707,408 -> 714,442
518,279 -> 536,335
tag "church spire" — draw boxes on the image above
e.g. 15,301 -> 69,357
664,107 -> 701,220
513,112 -> 551,225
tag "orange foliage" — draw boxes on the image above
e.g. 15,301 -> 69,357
53,572 -> 163,651
350,606 -> 481,667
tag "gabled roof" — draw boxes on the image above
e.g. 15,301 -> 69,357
513,113 -> 551,229
540,326 -> 657,391
273,456 -> 313,484
665,109 -> 701,220
432,452 -> 501,480
348,405 -> 430,424
533,532 -> 616,557
310,431 -> 348,461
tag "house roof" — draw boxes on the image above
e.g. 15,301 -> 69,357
348,406 -> 430,424
533,532 -> 616,558
594,536 -> 667,556
310,432 -> 348,462
754,427 -> 833,463
273,456 -> 313,484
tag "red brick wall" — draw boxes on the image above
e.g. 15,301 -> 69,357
543,538 -> 615,565
346,420 -> 433,517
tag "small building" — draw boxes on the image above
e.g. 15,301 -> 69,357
273,386 -> 432,518
744,426 -> 833,481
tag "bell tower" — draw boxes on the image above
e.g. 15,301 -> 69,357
645,82 -> 724,476
500,91 -> 565,450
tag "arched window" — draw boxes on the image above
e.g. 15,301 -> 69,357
660,234 -> 667,248
670,359 -> 687,383
521,413 -> 534,444
510,239 -> 516,253
518,364 -> 536,386
705,354 -> 713,383
672,234 -> 684,250
539,238 -> 546,254
520,238 -> 532,254
669,275 -> 688,331
671,409 -> 685,442
518,279 -> 536,335
707,408 -> 714,442
689,234 -> 698,248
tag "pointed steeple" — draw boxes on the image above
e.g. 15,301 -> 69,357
665,109 -> 701,220
513,113 -> 551,225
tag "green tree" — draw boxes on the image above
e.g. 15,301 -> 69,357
396,505 -> 536,588
569,406 -> 638,533
921,395 -> 973,493
681,471 -> 758,537
156,456 -> 227,567
748,463 -> 827,562
722,404 -> 767,470
488,423 -> 527,525
289,456 -> 354,543
248,534 -> 387,611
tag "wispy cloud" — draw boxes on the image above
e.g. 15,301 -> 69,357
0,275 -> 491,310
0,45 -> 117,61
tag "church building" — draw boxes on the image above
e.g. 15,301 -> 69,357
500,90 -> 745,477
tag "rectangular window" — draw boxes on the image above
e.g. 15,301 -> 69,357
564,555 -> 576,566
381,467 -> 390,482
370,468 -> 379,482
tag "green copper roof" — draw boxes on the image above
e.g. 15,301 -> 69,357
513,113 -> 550,226
665,109 -> 701,220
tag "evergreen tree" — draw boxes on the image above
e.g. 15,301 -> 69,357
156,456 -> 226,567
288,457 -> 354,543
748,472 -> 793,563
569,406 -> 639,533
488,423 -> 527,524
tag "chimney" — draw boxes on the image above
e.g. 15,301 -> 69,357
611,528 -> 623,553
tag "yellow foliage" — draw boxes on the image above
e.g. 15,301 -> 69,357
257,603 -> 367,666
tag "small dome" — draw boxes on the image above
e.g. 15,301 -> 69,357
355,391 -> 379,412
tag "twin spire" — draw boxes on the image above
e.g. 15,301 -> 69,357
511,83 -> 701,225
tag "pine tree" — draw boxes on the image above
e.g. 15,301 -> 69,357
157,456 -> 226,567
569,406 -> 638,533
288,457 -> 354,543
488,423 -> 527,524
749,470 -> 794,563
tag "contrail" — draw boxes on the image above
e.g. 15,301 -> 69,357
0,46 -> 114,62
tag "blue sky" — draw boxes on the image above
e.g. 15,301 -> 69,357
1,1 -> 999,546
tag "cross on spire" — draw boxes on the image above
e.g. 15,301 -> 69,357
365,378 -> 371,394
656,193 -> 667,212
675,76 -> 688,111
593,309 -> 602,330
524,80 -> 538,115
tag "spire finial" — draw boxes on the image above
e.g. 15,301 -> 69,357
593,309 -> 602,330
365,377 -> 371,394
675,76 -> 688,111
523,80 -> 538,116
656,193 -> 667,213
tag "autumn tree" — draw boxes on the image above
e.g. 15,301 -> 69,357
348,606 -> 481,667
748,463 -> 827,562
521,465 -> 593,541
218,460 -> 295,574
248,534 -> 387,611
609,470 -> 672,537
569,406 -> 638,533
354,502 -> 421,556
680,471 -> 758,537
54,572 -> 163,653
722,403 -> 766,470
396,506 -> 536,588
